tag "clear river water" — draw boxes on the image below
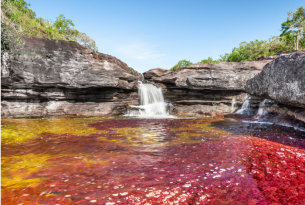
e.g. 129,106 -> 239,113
2,116 -> 305,204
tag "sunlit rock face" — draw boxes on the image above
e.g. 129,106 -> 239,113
144,61 -> 271,116
1,36 -> 142,117
245,50 -> 305,108
245,50 -> 305,129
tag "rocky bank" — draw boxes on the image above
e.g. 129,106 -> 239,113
3,36 -> 303,120
245,50 -> 305,130
144,61 -> 271,116
1,36 -> 142,117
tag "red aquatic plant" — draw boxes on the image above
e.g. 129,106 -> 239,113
2,118 -> 305,204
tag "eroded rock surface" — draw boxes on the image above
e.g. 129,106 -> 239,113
144,61 -> 271,116
1,36 -> 142,117
244,50 -> 305,130
245,50 -> 305,108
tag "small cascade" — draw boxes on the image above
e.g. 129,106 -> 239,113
126,82 -> 174,118
235,98 -> 250,114
255,99 -> 268,119
231,97 -> 236,113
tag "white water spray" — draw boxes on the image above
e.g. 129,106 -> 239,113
231,97 -> 236,113
126,82 -> 175,118
235,98 -> 250,114
255,99 -> 267,119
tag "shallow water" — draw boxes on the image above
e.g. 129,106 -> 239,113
1,117 -> 305,204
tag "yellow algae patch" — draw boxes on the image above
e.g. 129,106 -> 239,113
189,121 -> 230,136
168,120 -> 231,145
2,154 -> 51,190
180,120 -> 230,135
1,117 -> 106,144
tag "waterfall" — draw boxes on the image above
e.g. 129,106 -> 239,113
231,97 -> 236,113
235,98 -> 250,114
254,99 -> 267,119
126,82 -> 174,118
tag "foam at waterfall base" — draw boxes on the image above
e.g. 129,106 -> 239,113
235,98 -> 250,114
126,105 -> 177,119
125,82 -> 177,119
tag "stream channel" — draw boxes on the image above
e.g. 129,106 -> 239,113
2,83 -> 305,204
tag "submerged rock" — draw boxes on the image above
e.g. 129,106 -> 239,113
1,36 -> 142,117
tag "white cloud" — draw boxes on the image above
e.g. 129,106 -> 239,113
116,41 -> 166,60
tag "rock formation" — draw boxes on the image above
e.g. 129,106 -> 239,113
1,36 -> 142,117
144,61 -> 271,116
245,50 -> 305,130
245,50 -> 305,108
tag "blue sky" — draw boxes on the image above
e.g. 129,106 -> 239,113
27,0 -> 304,73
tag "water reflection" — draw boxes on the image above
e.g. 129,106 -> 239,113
1,117 -> 305,204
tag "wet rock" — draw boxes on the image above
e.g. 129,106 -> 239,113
259,105 -> 305,131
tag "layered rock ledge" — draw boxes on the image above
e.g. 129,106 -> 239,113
144,61 -> 271,116
1,36 -> 142,117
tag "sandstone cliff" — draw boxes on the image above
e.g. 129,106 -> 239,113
1,36 -> 142,117
144,61 -> 271,116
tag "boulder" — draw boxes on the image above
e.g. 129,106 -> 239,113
244,50 -> 305,130
245,50 -> 305,108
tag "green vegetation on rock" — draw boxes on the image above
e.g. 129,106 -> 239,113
1,0 -> 98,52
220,6 -> 304,62
170,60 -> 193,70
219,36 -> 289,62
170,6 -> 305,68
199,57 -> 219,64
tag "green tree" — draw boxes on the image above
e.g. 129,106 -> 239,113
170,60 -> 193,70
280,6 -> 305,50
74,32 -> 98,51
199,57 -> 217,64
1,0 -> 99,52
53,14 -> 79,40
219,36 -> 289,62
52,14 -> 98,51
6,0 -> 36,19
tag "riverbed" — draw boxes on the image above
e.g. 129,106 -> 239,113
2,117 -> 305,204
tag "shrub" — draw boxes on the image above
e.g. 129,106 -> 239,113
1,0 -> 99,52
170,60 -> 193,70
199,57 -> 218,64
219,36 -> 293,62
